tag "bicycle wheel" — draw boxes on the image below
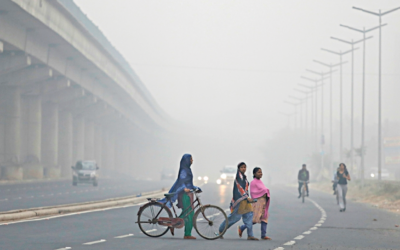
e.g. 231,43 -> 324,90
302,188 -> 305,203
193,205 -> 228,240
137,202 -> 173,237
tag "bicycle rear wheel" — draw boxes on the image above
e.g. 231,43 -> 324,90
137,202 -> 172,237
193,205 -> 228,240
302,188 -> 305,203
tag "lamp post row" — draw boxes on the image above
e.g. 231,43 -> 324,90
282,6 -> 400,181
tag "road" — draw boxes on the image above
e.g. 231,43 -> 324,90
0,177 -> 174,211
1,183 -> 400,250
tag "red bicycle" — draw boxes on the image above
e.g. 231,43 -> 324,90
136,188 -> 228,240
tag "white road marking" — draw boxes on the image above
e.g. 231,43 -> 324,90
283,240 -> 295,246
54,247 -> 71,250
145,229 -> 157,233
310,227 -> 318,230
274,248 -> 284,250
294,235 -> 304,240
114,233 -> 134,239
315,223 -> 322,226
303,231 -> 311,234
0,199 -> 8,202
83,239 -> 106,245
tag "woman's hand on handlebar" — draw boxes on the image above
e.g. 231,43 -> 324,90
184,188 -> 190,193
247,198 -> 253,203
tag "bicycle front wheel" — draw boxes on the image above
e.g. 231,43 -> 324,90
193,205 -> 228,240
137,202 -> 172,237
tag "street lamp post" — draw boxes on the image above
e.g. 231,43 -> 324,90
290,95 -> 312,130
321,47 -> 358,162
305,70 -> 337,176
352,6 -> 400,180
300,76 -> 328,152
279,112 -> 295,128
285,101 -> 301,129
339,23 -> 386,184
330,36 -> 372,176
295,88 -> 316,156
313,60 -> 347,176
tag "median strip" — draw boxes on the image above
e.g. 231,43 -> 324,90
0,189 -> 166,222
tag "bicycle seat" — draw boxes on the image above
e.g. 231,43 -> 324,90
164,192 -> 177,198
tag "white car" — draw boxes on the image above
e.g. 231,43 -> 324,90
218,166 -> 236,185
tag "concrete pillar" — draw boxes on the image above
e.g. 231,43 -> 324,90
22,95 -> 43,179
1,86 -> 22,180
101,129 -> 109,171
84,120 -> 94,160
128,140 -> 135,176
93,124 -> 102,167
108,132 -> 115,170
122,138 -> 130,174
115,136 -> 123,173
42,103 -> 59,178
73,116 -> 85,163
59,111 -> 73,177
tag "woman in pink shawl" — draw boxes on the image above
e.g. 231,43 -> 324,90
238,167 -> 271,240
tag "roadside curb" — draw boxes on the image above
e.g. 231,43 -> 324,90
0,177 -> 70,185
0,189 -> 166,222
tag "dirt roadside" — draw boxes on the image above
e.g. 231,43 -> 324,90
314,180 -> 400,215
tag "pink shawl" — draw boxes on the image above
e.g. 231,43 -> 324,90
250,178 -> 270,220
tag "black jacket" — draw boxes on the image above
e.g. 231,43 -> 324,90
298,169 -> 310,181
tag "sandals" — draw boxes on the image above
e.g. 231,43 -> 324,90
237,226 -> 243,238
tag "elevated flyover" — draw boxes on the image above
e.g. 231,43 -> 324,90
0,0 -> 175,180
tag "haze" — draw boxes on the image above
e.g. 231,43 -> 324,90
74,0 -> 400,181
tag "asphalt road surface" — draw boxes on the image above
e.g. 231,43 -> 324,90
0,177 -> 174,211
1,183 -> 400,250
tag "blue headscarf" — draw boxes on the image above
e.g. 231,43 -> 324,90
160,154 -> 198,207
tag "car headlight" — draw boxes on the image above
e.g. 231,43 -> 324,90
371,173 -> 375,177
216,179 -> 222,185
221,174 -> 227,179
198,176 -> 202,180
203,176 -> 209,181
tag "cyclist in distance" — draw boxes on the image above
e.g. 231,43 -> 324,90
298,164 -> 310,198
159,154 -> 201,240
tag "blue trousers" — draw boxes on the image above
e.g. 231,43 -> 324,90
219,205 -> 254,237
240,222 -> 267,238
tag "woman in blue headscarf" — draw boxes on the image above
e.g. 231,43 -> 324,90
160,154 -> 200,239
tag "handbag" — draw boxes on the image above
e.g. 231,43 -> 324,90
237,199 -> 253,214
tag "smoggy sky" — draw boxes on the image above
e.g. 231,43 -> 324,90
74,0 -> 400,171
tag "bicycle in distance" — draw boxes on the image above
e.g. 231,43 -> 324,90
136,188 -> 229,240
301,181 -> 308,203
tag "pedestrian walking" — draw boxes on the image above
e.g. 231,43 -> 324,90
159,154 -> 201,239
337,163 -> 351,212
238,167 -> 271,240
218,162 -> 259,240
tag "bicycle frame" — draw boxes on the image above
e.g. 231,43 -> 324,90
145,190 -> 208,223
302,181 -> 308,193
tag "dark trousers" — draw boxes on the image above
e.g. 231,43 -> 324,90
332,182 -> 338,191
298,182 -> 309,195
